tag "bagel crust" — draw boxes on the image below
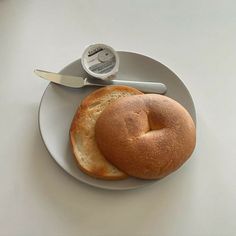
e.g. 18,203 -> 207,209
95,94 -> 196,180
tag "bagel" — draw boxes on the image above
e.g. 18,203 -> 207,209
95,94 -> 196,179
70,85 -> 143,180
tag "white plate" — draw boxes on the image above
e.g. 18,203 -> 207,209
39,51 -> 196,190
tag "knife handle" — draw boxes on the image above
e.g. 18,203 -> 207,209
86,78 -> 167,94
87,79 -> 167,94
110,80 -> 167,94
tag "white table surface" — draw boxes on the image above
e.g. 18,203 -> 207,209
1,1 -> 236,235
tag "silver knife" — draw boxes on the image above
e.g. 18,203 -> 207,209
34,69 -> 167,94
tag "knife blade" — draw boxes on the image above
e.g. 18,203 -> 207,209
34,69 -> 167,94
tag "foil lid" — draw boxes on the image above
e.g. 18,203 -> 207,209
81,44 -> 119,80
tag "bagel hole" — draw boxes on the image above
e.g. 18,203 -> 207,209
147,111 -> 165,131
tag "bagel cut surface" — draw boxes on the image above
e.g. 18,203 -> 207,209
70,85 -> 143,180
95,94 -> 196,180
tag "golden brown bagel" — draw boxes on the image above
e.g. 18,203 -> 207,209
95,94 -> 196,180
70,85 -> 143,180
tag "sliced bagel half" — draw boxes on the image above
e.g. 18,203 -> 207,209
70,85 -> 143,180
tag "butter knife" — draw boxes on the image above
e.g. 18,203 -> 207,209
34,69 -> 167,94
